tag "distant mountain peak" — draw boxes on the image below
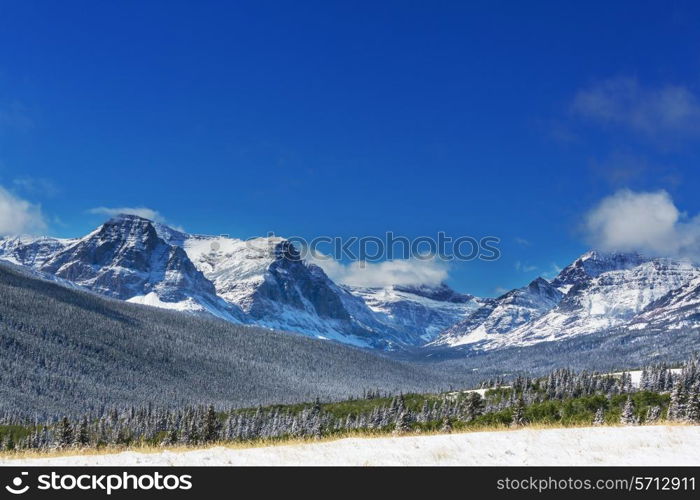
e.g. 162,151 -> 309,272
431,274 -> 564,348
391,283 -> 475,303
550,249 -> 650,292
108,213 -> 152,222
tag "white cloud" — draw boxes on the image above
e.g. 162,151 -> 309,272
12,177 -> 59,197
0,185 -> 47,235
309,254 -> 449,288
584,189 -> 700,258
88,206 -> 167,223
515,261 -> 538,273
572,77 -> 700,136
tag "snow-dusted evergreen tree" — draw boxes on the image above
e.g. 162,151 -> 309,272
511,397 -> 526,427
394,409 -> 412,434
76,417 -> 90,447
440,417 -> 452,434
645,405 -> 661,424
55,417 -> 73,448
417,401 -> 430,424
667,383 -> 686,421
593,407 -> 605,426
685,393 -> 700,423
620,372 -> 633,393
620,397 -> 636,425
202,405 -> 220,442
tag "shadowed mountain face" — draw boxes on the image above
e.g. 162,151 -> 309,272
550,250 -> 650,292
40,215 -> 217,301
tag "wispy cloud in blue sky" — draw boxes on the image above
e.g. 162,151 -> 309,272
572,77 -> 700,138
0,185 -> 46,235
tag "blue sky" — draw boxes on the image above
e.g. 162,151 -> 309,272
1,1 -> 700,296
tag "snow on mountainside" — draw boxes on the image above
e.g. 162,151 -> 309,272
0,217 -> 424,348
432,277 -> 563,347
4,216 -> 700,354
180,233 -> 401,348
434,250 -> 700,351
496,257 -> 700,349
351,284 -> 485,343
0,215 -> 245,322
0,235 -> 76,267
550,250 -> 649,293
625,276 -> 700,333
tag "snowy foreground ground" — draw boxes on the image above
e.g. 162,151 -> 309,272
2,426 -> 700,466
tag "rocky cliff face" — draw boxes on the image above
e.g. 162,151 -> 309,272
0,215 -> 245,321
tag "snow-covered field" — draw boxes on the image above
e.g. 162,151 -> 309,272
3,426 -> 699,466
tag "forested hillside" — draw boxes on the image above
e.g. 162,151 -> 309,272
0,263 -> 482,418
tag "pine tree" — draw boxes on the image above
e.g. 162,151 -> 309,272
394,410 -> 411,434
417,400 -> 430,424
645,405 -> 661,424
593,407 -> 605,426
77,417 -> 90,447
3,434 -> 15,451
202,406 -> 219,442
56,417 -> 73,448
510,397 -> 527,427
685,393 -> 700,423
440,417 -> 452,434
620,397 -> 636,425
668,383 -> 686,421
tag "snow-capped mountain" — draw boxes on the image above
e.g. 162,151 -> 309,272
433,250 -> 700,351
4,215 -> 700,354
349,284 -> 484,343
550,250 -> 649,293
0,235 -> 76,268
432,277 -> 563,347
625,276 -> 700,334
177,233 -> 402,348
0,215 -> 403,348
0,215 -> 245,322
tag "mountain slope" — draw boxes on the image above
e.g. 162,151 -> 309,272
0,215 -> 244,322
625,276 -> 700,334
350,284 -> 484,344
494,257 -> 700,349
550,250 -> 649,293
0,217 -> 471,349
432,277 -> 563,347
178,234 -> 403,348
435,252 -> 700,351
0,261 -> 486,417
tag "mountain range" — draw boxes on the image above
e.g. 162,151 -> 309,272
3,214 -> 700,356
